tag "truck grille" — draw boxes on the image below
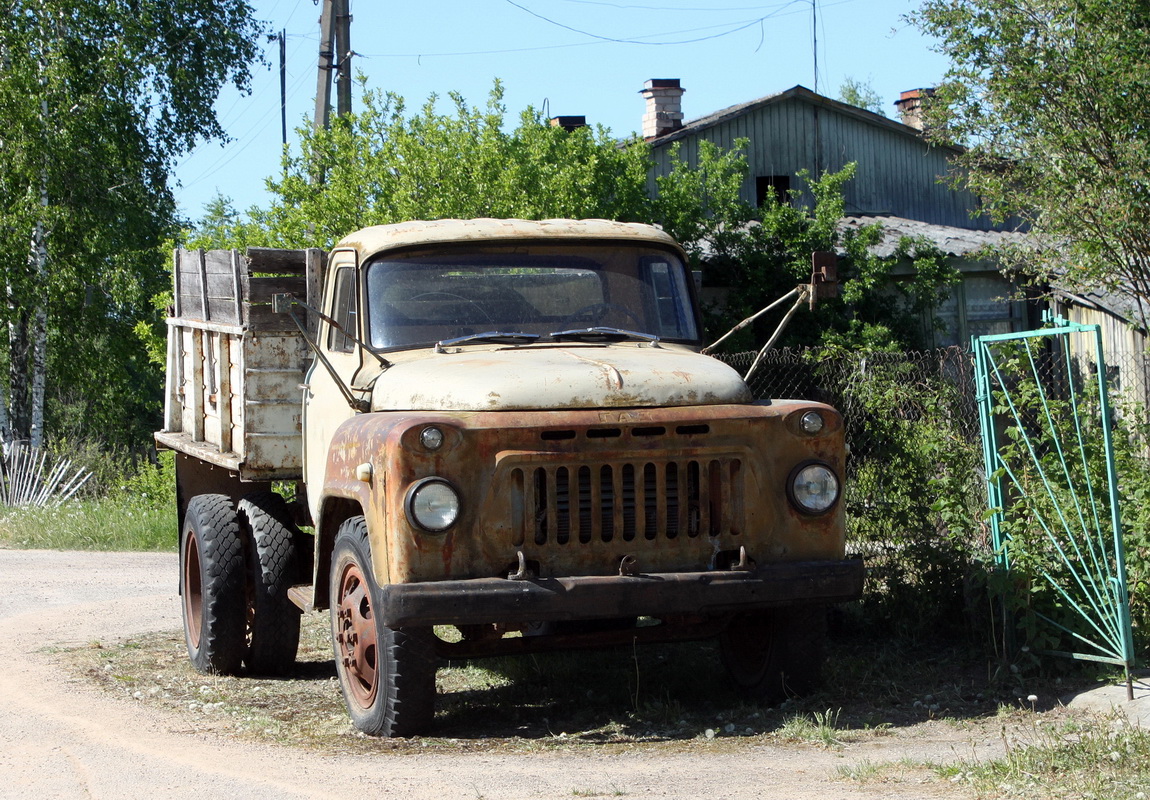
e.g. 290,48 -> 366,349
510,458 -> 743,545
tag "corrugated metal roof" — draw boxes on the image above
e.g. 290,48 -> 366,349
839,214 -> 1031,258
647,85 -> 957,151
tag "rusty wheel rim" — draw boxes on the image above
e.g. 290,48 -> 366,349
334,560 -> 378,709
182,526 -> 203,648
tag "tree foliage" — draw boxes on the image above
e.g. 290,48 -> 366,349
196,83 -> 955,353
0,0 -> 263,448
837,77 -> 887,117
913,1 -> 1150,330
236,81 -> 652,249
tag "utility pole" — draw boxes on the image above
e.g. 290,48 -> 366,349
278,29 -> 287,149
314,0 -> 352,133
334,0 -> 352,119
314,0 -> 335,134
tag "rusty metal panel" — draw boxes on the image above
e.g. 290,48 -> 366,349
241,401 -> 301,434
323,402 -> 847,590
241,432 -> 303,476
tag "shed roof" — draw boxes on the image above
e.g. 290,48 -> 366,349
839,215 -> 1031,258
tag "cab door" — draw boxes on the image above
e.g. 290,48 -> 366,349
302,248 -> 364,524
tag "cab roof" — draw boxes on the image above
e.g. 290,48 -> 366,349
334,218 -> 685,259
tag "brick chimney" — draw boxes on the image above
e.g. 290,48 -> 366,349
894,88 -> 935,131
549,115 -> 587,132
640,79 -> 685,140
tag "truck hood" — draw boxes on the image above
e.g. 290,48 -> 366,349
370,345 -> 751,411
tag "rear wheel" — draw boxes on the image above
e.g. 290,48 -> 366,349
238,492 -> 302,675
330,516 -> 437,736
719,606 -> 826,704
181,494 -> 246,675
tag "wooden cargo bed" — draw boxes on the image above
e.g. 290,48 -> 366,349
155,247 -> 324,481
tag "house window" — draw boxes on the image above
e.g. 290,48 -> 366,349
929,272 -> 1023,347
756,175 -> 791,206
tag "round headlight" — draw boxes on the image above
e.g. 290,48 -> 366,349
405,478 -> 460,532
789,463 -> 840,515
800,411 -> 825,434
420,426 -> 445,451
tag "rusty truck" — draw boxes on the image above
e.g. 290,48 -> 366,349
156,218 -> 864,736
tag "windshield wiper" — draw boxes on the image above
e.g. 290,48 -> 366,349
548,327 -> 661,344
435,331 -> 541,352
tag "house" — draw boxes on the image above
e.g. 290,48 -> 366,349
635,79 -> 1036,347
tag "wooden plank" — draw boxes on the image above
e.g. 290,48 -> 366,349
248,275 -> 308,304
246,247 -> 309,275
162,321 -> 180,433
217,329 -> 233,454
203,271 -> 239,299
230,250 -> 243,328
203,249 -> 242,275
190,328 -> 205,442
172,249 -> 183,318
306,249 -> 325,340
154,431 -> 242,471
197,250 -> 210,321
206,295 -> 240,325
165,316 -> 245,336
246,303 -> 303,332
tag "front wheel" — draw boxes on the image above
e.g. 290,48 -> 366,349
330,516 -> 437,736
719,606 -> 826,704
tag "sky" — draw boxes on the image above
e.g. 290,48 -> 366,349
171,0 -> 951,222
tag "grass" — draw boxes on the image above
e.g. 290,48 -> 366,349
0,449 -> 176,551
59,591 -> 1150,799
778,707 -> 849,748
0,496 -> 175,551
935,707 -> 1150,799
68,608 -> 873,753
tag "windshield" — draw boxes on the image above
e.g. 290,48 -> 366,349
364,242 -> 700,349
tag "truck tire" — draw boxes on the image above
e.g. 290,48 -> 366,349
181,494 -> 246,675
719,606 -> 826,704
330,516 -> 437,736
238,492 -> 302,676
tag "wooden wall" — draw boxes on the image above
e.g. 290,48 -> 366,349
649,96 -> 1000,231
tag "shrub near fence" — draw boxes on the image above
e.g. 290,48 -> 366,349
722,348 -> 989,637
722,346 -> 1150,652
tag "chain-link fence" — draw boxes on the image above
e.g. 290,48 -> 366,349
719,347 -> 986,634
718,347 -> 1150,639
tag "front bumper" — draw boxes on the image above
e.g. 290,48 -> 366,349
379,558 -> 864,628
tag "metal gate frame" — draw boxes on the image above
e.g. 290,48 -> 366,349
973,314 -> 1135,695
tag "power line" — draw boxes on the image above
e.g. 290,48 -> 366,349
502,0 -> 805,45
552,0 -> 799,11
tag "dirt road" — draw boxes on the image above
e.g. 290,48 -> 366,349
0,549 -> 985,799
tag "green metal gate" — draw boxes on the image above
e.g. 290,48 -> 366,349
973,314 -> 1135,692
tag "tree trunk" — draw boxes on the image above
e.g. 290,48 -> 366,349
28,214 -> 47,449
8,309 -> 29,442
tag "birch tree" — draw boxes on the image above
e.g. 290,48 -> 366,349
0,0 -> 262,447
